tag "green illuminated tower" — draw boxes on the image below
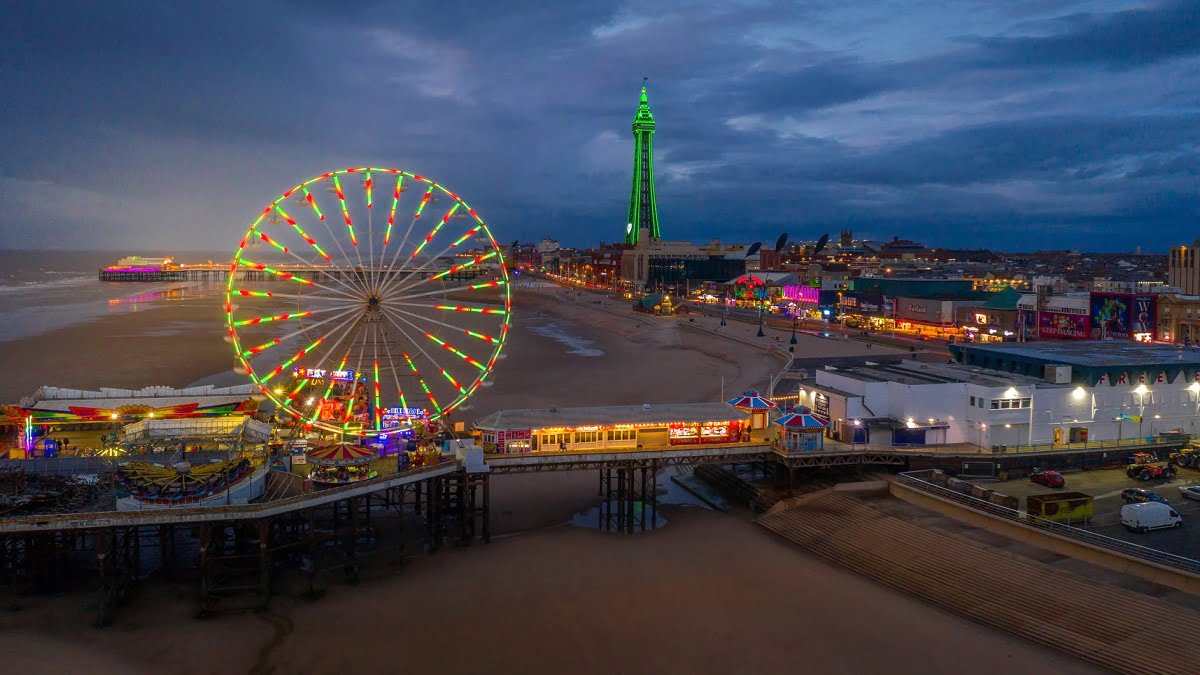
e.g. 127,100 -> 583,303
624,84 -> 661,246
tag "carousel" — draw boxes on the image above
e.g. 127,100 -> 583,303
773,409 -> 829,455
115,457 -> 267,510
726,390 -> 778,430
305,443 -> 379,485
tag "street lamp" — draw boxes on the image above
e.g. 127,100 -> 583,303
790,313 -> 798,345
1134,384 -> 1149,439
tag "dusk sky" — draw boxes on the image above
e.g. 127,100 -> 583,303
2,0 -> 1198,252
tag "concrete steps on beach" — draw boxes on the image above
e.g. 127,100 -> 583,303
758,492 -> 1200,675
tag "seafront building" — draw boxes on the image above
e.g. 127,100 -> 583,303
794,341 -> 1200,450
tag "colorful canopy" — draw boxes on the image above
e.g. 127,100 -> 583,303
306,443 -> 377,466
773,411 -> 829,430
726,390 -> 777,411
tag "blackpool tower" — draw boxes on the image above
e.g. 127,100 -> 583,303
624,83 -> 661,246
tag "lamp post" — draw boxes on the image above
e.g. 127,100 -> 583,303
790,313 -> 798,344
1134,384 -> 1148,440
851,418 -> 861,449
756,288 -> 766,337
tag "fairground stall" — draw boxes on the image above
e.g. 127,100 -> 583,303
473,402 -> 756,454
773,410 -> 829,454
726,390 -> 777,430
304,443 -> 379,485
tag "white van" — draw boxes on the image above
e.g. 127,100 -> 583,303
1120,502 -> 1183,533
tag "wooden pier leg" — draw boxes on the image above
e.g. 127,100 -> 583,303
482,473 -> 491,544
257,520 -> 270,607
650,465 -> 658,530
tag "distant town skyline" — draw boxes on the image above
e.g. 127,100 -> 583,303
2,1 -> 1198,252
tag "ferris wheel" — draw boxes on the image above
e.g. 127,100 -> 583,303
224,167 -> 511,437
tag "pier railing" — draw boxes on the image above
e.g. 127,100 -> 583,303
897,469 -> 1200,576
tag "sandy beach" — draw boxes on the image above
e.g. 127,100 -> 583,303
0,280 -> 1096,673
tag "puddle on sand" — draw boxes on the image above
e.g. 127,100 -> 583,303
528,319 -> 604,357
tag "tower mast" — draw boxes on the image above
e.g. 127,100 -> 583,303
624,80 -> 661,245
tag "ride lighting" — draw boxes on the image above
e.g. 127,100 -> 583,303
905,417 -> 916,428
110,413 -> 119,420
1191,383 -> 1200,394
1134,384 -> 1149,395
1072,386 -> 1086,400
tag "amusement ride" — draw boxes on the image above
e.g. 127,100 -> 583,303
224,167 -> 511,440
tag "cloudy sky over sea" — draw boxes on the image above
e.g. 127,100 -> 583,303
2,1 -> 1197,251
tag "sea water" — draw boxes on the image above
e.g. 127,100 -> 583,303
0,250 -> 226,342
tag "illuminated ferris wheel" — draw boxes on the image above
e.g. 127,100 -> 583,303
224,167 -> 511,437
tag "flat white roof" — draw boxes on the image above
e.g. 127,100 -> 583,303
474,402 -> 748,431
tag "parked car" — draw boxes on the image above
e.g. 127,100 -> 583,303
1121,488 -> 1169,505
1178,485 -> 1200,502
1030,469 -> 1065,488
1121,502 -> 1183,533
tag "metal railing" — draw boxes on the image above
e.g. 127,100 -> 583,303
896,469 -> 1200,576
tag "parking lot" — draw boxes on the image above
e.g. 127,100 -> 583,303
976,465 -> 1200,559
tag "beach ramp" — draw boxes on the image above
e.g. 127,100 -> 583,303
758,491 -> 1200,674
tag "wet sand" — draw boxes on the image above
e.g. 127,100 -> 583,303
0,507 -> 1097,674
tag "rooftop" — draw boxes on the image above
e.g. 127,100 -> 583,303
955,341 -> 1200,369
473,402 -> 748,430
821,360 -> 1050,388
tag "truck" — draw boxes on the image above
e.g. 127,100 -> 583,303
1026,492 -> 1094,524
1169,447 -> 1199,469
1126,452 -> 1174,481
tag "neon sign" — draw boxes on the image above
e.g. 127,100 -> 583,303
294,367 -> 356,381
781,285 -> 819,304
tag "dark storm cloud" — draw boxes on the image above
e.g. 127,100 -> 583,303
1,0 -> 1197,251
971,0 -> 1200,70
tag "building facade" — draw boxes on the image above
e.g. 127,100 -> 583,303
1169,241 -> 1200,295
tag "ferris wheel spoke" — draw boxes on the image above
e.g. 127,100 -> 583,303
387,278 -> 506,304
259,237 -> 366,301
387,250 -> 499,298
303,184 -> 370,296
379,320 -> 416,425
269,205 -> 332,262
378,200 -> 462,298
390,301 -> 507,316
381,313 -> 446,416
377,184 -> 436,295
341,320 -> 371,430
384,305 -> 503,344
381,308 -> 469,397
235,258 -> 360,300
371,323 -> 383,431
237,306 -> 361,357
230,305 -> 346,327
308,320 -> 363,424
383,174 -> 406,248
258,334 -> 329,384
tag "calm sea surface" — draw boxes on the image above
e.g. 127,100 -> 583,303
0,250 -> 228,343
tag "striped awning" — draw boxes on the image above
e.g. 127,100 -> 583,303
726,390 -> 777,410
773,411 -> 829,430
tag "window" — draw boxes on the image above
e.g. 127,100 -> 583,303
575,431 -> 599,443
990,398 -> 1032,410
969,396 -> 976,407
606,429 -> 635,442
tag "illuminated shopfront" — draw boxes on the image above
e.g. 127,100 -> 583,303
473,402 -> 755,454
